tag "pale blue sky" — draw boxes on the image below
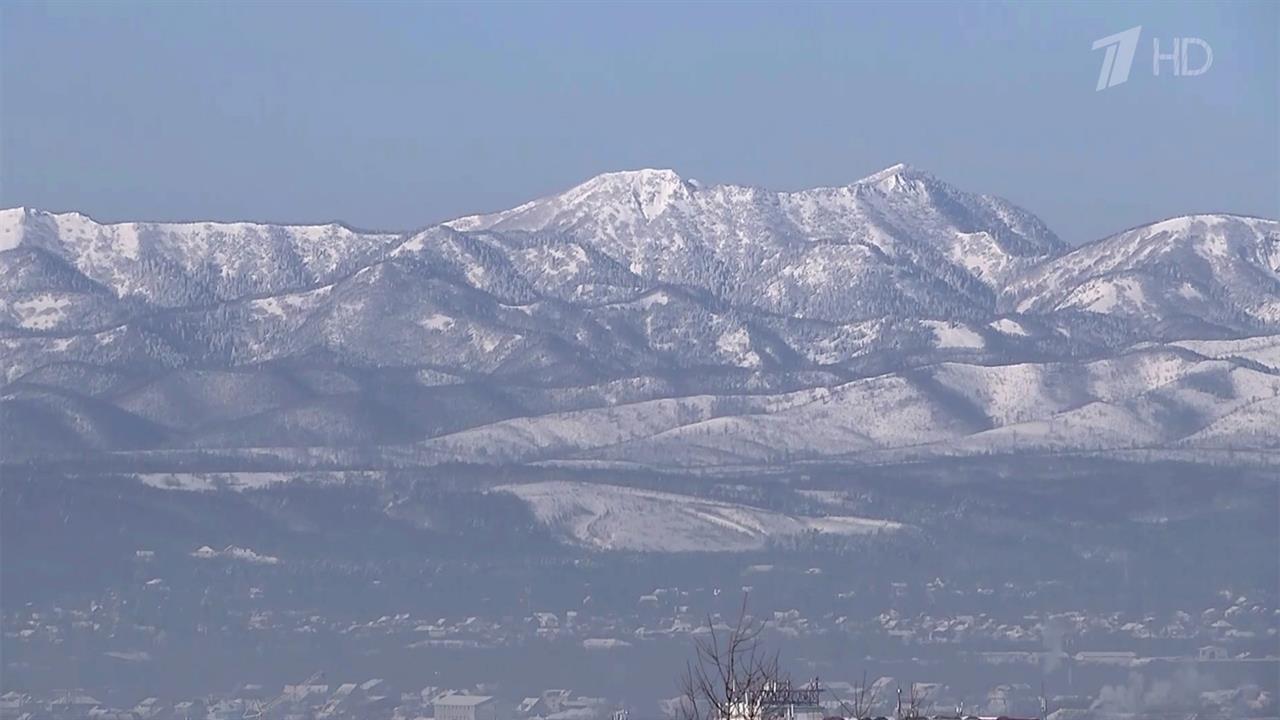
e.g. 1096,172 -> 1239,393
1,1 -> 1276,244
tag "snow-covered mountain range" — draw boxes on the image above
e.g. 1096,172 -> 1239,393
3,165 -> 1278,466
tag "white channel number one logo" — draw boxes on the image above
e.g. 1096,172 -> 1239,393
1093,26 -> 1143,91
1094,26 -> 1214,91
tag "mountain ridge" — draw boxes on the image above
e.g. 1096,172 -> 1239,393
3,167 -> 1278,467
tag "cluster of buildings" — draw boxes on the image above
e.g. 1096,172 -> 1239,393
2,672 -> 1274,720
6,576 -> 1276,662
0,684 -> 625,720
3,581 -> 1275,720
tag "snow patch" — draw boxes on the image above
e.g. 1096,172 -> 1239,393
499,481 -> 903,553
418,313 -> 455,331
0,208 -> 26,251
715,327 -> 761,368
989,318 -> 1029,337
14,294 -> 72,329
924,320 -> 985,349
191,545 -> 280,565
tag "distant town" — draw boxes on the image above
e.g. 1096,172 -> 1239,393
4,570 -> 1275,720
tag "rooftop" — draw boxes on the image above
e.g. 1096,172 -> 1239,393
434,695 -> 495,707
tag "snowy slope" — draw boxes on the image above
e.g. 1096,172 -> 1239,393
397,348 -> 1278,467
0,207 -> 400,312
1004,215 -> 1280,333
449,164 -> 1064,322
1170,334 -> 1280,371
497,481 -> 903,552
3,167 -> 1279,465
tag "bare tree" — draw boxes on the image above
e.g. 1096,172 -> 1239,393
898,683 -> 931,720
836,670 -> 880,720
678,596 -> 786,720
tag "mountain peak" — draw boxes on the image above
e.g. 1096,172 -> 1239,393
567,168 -> 697,222
572,168 -> 694,201
0,207 -> 29,252
859,162 -> 912,181
447,168 -> 699,232
588,168 -> 685,185
854,162 -> 942,188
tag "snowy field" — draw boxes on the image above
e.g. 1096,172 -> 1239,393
497,480 -> 903,552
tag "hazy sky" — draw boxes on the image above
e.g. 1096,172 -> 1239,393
1,1 -> 1276,244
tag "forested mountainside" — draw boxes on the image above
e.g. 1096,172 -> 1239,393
3,165 -> 1278,465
